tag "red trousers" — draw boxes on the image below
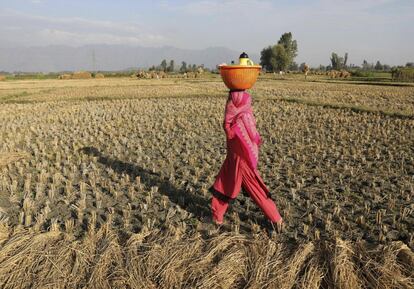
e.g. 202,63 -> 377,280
211,138 -> 282,223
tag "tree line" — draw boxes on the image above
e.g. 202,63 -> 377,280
149,60 -> 205,73
260,32 -> 412,73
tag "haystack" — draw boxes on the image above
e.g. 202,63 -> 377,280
58,74 -> 72,80
327,70 -> 350,79
71,71 -> 92,79
0,75 -> 6,81
340,70 -> 350,78
327,70 -> 338,78
150,71 -> 159,79
94,73 -> 105,79
136,71 -> 149,79
158,71 -> 166,79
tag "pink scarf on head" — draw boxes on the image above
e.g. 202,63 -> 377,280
224,91 -> 261,170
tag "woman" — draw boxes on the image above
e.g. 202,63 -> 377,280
210,90 -> 283,229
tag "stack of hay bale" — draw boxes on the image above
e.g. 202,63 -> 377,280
58,71 -> 102,80
183,72 -> 201,78
94,73 -> 105,79
327,70 -> 350,79
58,74 -> 72,80
71,71 -> 92,79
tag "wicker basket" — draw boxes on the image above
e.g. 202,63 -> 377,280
219,65 -> 261,90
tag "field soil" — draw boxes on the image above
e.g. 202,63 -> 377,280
0,77 -> 413,288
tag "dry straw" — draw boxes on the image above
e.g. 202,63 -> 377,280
0,226 -> 412,289
0,72 -> 413,289
331,238 -> 362,289
95,73 -> 105,79
0,152 -> 30,168
58,74 -> 72,80
71,71 -> 92,79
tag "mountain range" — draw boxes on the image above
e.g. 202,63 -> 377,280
0,45 -> 260,73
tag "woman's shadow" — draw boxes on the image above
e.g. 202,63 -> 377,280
80,146 -> 210,223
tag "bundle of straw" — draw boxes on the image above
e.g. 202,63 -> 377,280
0,152 -> 30,167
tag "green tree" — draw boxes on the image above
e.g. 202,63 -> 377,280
160,59 -> 167,72
344,53 -> 348,68
362,60 -> 373,70
330,52 -> 348,70
289,62 -> 299,71
260,46 -> 273,71
375,60 -> 383,70
330,53 -> 340,70
260,32 -> 298,72
277,32 -> 298,65
271,44 -> 290,71
168,60 -> 175,72
180,61 -> 187,72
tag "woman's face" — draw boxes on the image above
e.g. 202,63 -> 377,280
230,91 -> 245,107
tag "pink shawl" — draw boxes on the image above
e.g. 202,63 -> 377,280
224,91 -> 261,170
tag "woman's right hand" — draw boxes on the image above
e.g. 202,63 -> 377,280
224,121 -> 235,139
225,125 -> 235,139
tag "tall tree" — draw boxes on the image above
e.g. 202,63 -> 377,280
180,61 -> 187,72
271,45 -> 290,71
260,32 -> 298,72
330,52 -> 348,70
260,46 -> 273,71
375,60 -> 383,70
330,53 -> 339,70
168,60 -> 175,72
362,60 -> 373,70
160,59 -> 167,72
277,32 -> 298,65
344,52 -> 348,68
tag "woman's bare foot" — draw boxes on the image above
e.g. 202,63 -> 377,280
213,219 -> 223,226
276,219 -> 284,233
267,219 -> 284,237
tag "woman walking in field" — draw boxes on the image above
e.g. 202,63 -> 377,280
210,90 -> 283,231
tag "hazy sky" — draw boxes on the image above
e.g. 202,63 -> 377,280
0,0 -> 413,66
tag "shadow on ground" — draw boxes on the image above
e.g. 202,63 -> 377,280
80,146 -> 211,223
79,146 -> 272,235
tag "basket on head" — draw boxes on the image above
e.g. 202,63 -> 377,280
219,65 -> 261,90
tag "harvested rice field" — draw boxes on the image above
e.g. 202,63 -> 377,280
0,77 -> 413,288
